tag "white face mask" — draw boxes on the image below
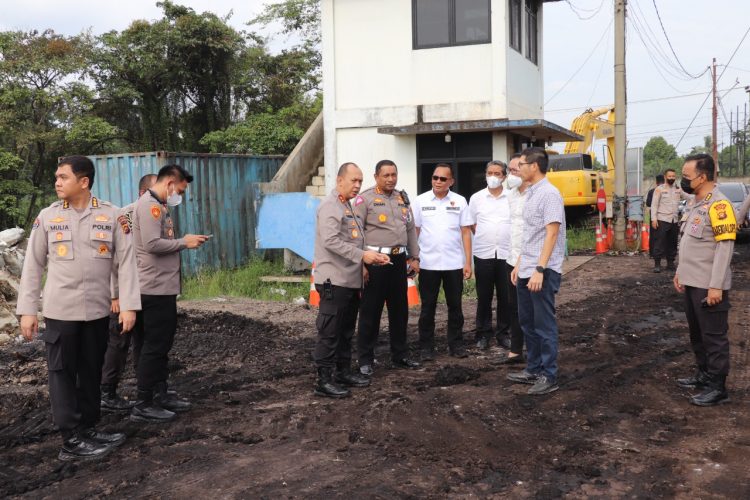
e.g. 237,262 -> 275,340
505,174 -> 523,189
167,186 -> 183,207
486,176 -> 503,189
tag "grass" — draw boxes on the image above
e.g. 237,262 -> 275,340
180,258 -> 309,302
566,225 -> 596,253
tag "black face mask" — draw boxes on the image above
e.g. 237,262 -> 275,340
680,177 -> 695,194
666,178 -> 675,185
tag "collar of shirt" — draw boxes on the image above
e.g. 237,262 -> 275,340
482,187 -> 508,199
527,177 -> 550,194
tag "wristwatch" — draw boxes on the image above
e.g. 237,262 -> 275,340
535,266 -> 545,273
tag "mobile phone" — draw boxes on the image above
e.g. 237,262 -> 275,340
205,234 -> 214,238
701,298 -> 710,308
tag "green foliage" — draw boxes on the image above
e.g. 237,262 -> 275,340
0,151 -> 34,228
65,116 -> 122,154
566,226 -> 595,253
180,257 -> 309,301
643,136 -> 682,178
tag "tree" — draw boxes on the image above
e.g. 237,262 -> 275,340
0,151 -> 34,228
643,136 -> 682,178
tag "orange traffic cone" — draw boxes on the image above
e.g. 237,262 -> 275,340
601,222 -> 609,250
640,223 -> 650,252
309,262 -> 320,306
595,224 -> 607,254
607,222 -> 614,248
407,277 -> 420,308
625,221 -> 635,248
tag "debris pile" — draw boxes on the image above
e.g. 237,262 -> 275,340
0,227 -> 25,340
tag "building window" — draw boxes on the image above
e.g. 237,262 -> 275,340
509,0 -> 522,52
413,0 -> 491,49
525,0 -> 539,64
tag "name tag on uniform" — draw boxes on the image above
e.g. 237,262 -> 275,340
446,206 -> 461,212
422,206 -> 436,211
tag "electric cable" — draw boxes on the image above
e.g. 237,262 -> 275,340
650,0 -> 710,79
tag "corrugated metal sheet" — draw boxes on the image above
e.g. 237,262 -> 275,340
89,151 -> 285,275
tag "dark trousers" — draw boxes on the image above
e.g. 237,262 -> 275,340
133,294 -> 177,392
506,262 -> 524,355
473,256 -> 510,341
314,285 -> 360,369
418,269 -> 464,351
42,317 -> 109,439
651,221 -> 678,261
101,313 -> 132,386
684,286 -> 731,375
357,253 -> 409,365
517,270 -> 561,382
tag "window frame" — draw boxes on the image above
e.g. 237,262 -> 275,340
525,0 -> 539,64
412,0 -> 492,50
509,0 -> 522,52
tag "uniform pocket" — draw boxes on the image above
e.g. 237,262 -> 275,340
91,225 -> 114,259
39,328 -> 64,371
48,231 -> 74,261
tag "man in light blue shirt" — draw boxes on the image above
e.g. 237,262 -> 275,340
509,148 -> 566,395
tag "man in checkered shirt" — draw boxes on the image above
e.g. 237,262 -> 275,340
508,148 -> 566,395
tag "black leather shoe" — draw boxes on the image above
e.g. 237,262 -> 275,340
130,390 -> 177,423
420,349 -> 435,362
58,435 -> 113,461
476,338 -> 490,350
101,384 -> 135,412
690,374 -> 729,407
497,335 -> 512,350
653,265 -> 662,273
80,427 -> 126,447
666,261 -> 676,271
507,370 -> 539,385
677,369 -> 709,389
154,382 -> 192,412
491,354 -> 525,365
450,346 -> 468,358
315,367 -> 351,398
392,358 -> 420,369
359,364 -> 374,376
335,369 -> 371,387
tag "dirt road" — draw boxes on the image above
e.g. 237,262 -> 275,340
1,244 -> 749,498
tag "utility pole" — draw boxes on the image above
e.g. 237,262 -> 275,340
613,0 -> 627,251
712,58 -> 718,175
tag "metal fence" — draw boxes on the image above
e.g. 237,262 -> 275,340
89,151 -> 285,275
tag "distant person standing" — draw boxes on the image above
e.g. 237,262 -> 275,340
354,160 -> 421,377
412,164 -> 473,360
645,174 -> 665,209
468,160 -> 512,351
674,154 -> 736,406
650,169 -> 688,273
312,162 -> 390,398
130,165 -> 209,423
100,173 -> 157,412
17,155 -> 141,461
508,148 -> 566,395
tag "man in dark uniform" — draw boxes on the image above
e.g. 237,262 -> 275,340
313,162 -> 391,398
651,169 -> 689,272
354,160 -> 421,377
100,174 -> 157,411
130,165 -> 209,422
673,154 -> 736,406
18,155 -> 141,461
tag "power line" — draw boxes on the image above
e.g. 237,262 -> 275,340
675,87 -> 712,149
717,25 -> 750,83
544,18 -> 613,105
564,0 -> 606,20
650,0 -> 710,79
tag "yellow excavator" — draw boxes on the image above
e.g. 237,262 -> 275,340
547,106 -> 615,215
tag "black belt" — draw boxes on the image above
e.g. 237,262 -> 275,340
366,245 -> 407,255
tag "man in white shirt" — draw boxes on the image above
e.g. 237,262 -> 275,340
468,160 -> 512,351
412,164 -> 473,360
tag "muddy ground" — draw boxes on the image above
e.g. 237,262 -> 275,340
1,243 -> 750,499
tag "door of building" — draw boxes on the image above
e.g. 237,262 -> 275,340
416,132 -> 493,200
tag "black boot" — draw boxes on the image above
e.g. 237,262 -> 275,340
130,389 -> 177,423
154,382 -> 192,412
653,259 -> 662,273
101,383 -> 135,412
334,364 -> 371,388
80,426 -> 126,447
58,433 -> 113,461
676,367 -> 709,388
666,260 -> 676,271
314,367 -> 351,398
690,374 -> 729,407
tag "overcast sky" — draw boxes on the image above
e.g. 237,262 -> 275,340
1,0 -> 748,156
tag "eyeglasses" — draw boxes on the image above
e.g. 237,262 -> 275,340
432,175 -> 450,182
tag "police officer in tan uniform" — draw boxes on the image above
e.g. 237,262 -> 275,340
673,154 -> 736,406
353,160 -> 420,376
313,162 -> 391,398
101,173 -> 157,412
130,165 -> 208,422
17,155 -> 141,461
650,168 -> 689,272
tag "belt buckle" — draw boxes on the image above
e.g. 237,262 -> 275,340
391,247 -> 401,255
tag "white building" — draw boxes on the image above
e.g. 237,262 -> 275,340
321,0 -> 580,199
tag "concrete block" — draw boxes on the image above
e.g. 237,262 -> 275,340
318,166 -> 326,176
311,176 -> 324,186
305,185 -> 318,195
317,186 -> 328,196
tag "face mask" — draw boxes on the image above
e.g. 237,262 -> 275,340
505,174 -> 523,189
680,177 -> 694,194
167,186 -> 183,207
486,176 -> 503,189
666,178 -> 675,185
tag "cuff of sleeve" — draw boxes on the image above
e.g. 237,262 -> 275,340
178,238 -> 188,251
353,248 -> 365,263
119,298 -> 142,312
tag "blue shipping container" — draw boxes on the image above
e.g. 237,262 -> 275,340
89,151 -> 285,276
